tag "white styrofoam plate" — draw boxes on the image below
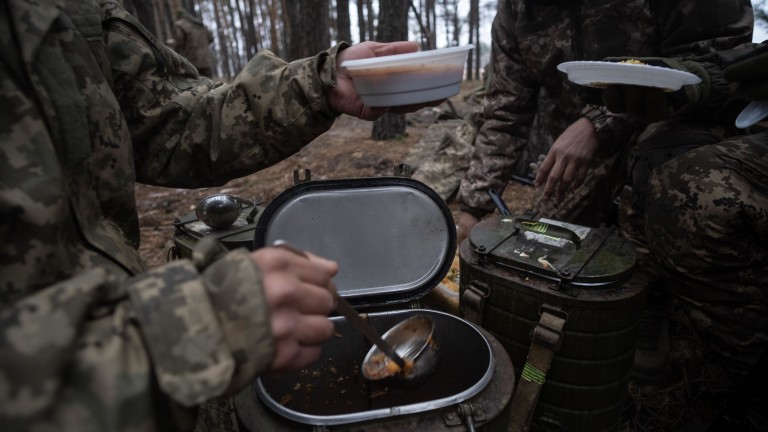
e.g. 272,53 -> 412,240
557,60 -> 701,91
340,45 -> 474,106
735,100 -> 768,128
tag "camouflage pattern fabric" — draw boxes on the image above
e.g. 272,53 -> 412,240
644,133 -> 768,378
457,0 -> 753,223
407,114 -> 480,200
173,11 -> 214,76
0,0 -> 344,430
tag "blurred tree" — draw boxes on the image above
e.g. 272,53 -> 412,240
337,0 -> 352,44
371,0 -> 409,140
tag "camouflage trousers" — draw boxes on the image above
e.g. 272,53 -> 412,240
639,127 -> 768,378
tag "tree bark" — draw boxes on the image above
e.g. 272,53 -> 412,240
356,0 -> 366,42
337,0 -> 352,44
300,0 -> 330,58
226,0 -> 244,71
365,0 -> 375,41
371,0 -> 409,141
466,0 -> 477,79
266,0 -> 281,56
211,0 -> 233,79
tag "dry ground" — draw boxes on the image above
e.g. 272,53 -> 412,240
135,80 -> 722,431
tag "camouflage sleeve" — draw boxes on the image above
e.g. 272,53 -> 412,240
0,238 -> 272,430
127,237 -> 274,407
655,0 -> 754,58
583,0 -> 754,148
101,1 -> 342,188
457,0 -> 538,217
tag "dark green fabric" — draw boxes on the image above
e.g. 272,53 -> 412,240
601,57 -> 711,122
723,43 -> 768,100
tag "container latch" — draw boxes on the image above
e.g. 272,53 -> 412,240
393,163 -> 412,178
292,168 -> 311,184
460,281 -> 490,325
444,402 -> 486,430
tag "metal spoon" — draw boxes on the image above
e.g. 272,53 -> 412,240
361,314 -> 439,385
271,241 -> 407,370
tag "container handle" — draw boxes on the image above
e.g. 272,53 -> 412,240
507,309 -> 567,432
513,218 -> 581,249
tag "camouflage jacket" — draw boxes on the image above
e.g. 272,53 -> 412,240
0,0 -> 342,430
173,12 -> 214,70
458,0 -> 754,217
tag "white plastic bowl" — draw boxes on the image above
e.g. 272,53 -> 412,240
341,45 -> 474,107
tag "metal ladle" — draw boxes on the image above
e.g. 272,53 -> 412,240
272,241 -> 438,384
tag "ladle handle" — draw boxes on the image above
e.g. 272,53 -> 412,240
334,296 -> 407,369
272,240 -> 407,369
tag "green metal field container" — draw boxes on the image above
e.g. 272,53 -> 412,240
460,215 -> 645,432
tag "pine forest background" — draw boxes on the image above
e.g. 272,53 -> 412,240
123,0 -> 499,81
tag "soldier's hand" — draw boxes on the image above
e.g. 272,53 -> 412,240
597,57 -> 709,122
723,44 -> 768,100
250,247 -> 338,373
329,41 -> 445,121
534,117 -> 598,200
528,154 -> 546,179
457,211 -> 480,246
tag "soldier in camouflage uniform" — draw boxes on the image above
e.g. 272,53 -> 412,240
0,0 -> 437,430
597,45 -> 768,427
173,9 -> 215,78
455,0 -> 754,244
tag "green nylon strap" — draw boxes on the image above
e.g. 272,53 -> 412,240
521,362 -> 546,384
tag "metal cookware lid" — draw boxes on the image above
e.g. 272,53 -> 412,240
469,215 -> 635,288
254,177 -> 456,307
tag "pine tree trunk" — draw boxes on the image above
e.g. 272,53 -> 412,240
298,0 -> 329,58
371,0 -> 409,141
211,0 -> 232,79
267,0 -> 281,56
337,0 -> 352,43
365,0 -> 375,40
356,0 -> 366,41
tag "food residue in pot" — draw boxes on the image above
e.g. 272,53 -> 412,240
363,352 -> 416,380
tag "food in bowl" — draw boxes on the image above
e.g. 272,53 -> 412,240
341,45 -> 474,107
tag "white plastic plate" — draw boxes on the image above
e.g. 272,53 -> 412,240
735,100 -> 768,128
557,60 -> 701,91
340,45 -> 474,107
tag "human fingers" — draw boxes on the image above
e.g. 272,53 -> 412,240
534,151 -> 556,188
270,341 -> 325,373
271,312 -> 335,347
338,41 -> 419,65
542,158 -> 565,200
367,40 -> 420,58
269,312 -> 335,373
253,247 -> 338,289
264,273 -> 337,314
556,160 -> 578,199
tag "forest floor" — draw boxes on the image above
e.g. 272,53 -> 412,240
135,81 -> 726,432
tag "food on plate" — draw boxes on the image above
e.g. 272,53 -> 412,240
620,59 -> 646,65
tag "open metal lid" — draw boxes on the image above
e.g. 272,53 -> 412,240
254,175 -> 456,308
